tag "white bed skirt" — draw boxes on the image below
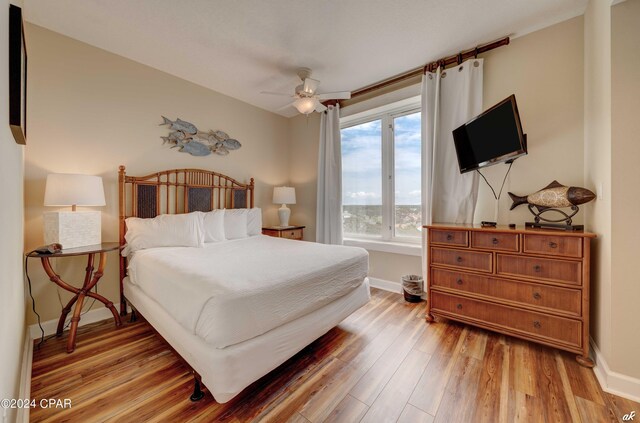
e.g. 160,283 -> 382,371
124,277 -> 371,403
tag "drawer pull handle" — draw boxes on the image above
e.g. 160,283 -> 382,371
446,234 -> 453,241
549,242 -> 558,248
291,232 -> 295,236
533,292 -> 542,300
456,304 -> 463,310
533,321 -> 541,329
492,238 -> 499,245
533,265 -> 542,272
456,278 -> 463,285
456,256 -> 463,263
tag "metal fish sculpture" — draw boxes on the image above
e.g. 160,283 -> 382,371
161,130 -> 186,145
160,116 -> 198,134
171,140 -> 211,156
212,131 -> 229,141
160,116 -> 242,157
508,181 -> 595,210
221,139 -> 241,150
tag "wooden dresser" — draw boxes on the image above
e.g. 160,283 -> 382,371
425,224 -> 596,366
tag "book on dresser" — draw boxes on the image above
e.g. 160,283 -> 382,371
424,223 -> 596,367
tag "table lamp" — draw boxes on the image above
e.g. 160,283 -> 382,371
273,186 -> 296,227
43,173 -> 106,249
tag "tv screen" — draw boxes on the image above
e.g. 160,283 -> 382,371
452,94 -> 527,173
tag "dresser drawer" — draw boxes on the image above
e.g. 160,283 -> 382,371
430,268 -> 581,316
430,247 -> 492,273
431,292 -> 582,347
471,232 -> 519,252
429,229 -> 468,247
523,234 -> 583,258
496,254 -> 582,286
281,228 -> 303,239
262,228 -> 303,239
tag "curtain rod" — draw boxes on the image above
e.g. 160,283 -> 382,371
345,36 -> 510,102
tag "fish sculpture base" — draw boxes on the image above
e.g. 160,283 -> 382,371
525,204 -> 584,231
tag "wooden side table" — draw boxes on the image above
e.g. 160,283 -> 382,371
26,242 -> 122,353
262,225 -> 305,240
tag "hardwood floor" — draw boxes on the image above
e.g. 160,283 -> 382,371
30,288 -> 638,422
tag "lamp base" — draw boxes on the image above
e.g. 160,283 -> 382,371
43,211 -> 102,249
278,205 -> 291,227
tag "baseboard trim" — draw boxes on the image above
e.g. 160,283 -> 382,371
16,329 -> 33,423
369,277 -> 402,294
590,337 -> 640,402
28,305 -> 121,339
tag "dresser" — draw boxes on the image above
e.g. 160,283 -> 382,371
425,224 -> 596,367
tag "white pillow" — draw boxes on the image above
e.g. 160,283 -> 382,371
124,212 -> 204,254
224,209 -> 248,239
199,210 -> 226,242
247,208 -> 262,236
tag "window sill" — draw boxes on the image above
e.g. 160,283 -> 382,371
343,238 -> 422,257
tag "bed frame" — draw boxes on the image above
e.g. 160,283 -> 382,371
118,165 -> 254,400
118,165 -> 254,313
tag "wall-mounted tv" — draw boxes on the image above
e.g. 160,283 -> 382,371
452,94 -> 527,174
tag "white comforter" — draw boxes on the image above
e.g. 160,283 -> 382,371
127,235 -> 368,348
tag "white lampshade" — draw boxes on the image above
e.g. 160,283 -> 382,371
293,97 -> 317,115
273,186 -> 296,205
44,173 -> 106,207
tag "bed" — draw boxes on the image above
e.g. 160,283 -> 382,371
118,166 -> 370,403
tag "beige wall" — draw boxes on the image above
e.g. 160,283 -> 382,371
0,0 -> 26,420
289,17 -> 586,285
475,16 -> 585,225
368,251 -> 421,283
24,24 -> 290,324
610,0 -> 640,380
584,0 -> 613,367
288,113 -> 321,241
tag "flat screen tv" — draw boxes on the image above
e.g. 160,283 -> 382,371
452,94 -> 527,174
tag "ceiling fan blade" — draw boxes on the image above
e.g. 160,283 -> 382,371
315,103 -> 328,113
261,91 -> 294,97
276,101 -> 296,111
317,91 -> 351,100
302,78 -> 320,95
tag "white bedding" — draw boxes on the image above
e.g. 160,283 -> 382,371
127,235 -> 368,348
124,277 -> 370,402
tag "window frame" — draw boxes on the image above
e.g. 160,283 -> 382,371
340,97 -> 422,247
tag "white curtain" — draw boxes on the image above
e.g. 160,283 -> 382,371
421,59 -> 483,274
316,104 -> 343,245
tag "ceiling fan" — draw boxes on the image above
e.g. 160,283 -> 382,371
261,68 -> 351,115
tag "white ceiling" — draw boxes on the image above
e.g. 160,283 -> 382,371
23,0 -> 587,117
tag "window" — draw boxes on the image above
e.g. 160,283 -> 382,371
341,98 -> 422,244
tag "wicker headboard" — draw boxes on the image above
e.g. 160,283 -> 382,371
117,165 -> 255,314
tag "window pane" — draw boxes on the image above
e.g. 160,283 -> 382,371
341,120 -> 382,237
394,112 -> 422,237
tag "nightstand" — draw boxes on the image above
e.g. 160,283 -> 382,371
26,242 -> 122,353
262,225 -> 305,240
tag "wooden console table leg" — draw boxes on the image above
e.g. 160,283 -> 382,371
56,294 -> 79,337
67,291 -> 86,353
66,253 -> 95,353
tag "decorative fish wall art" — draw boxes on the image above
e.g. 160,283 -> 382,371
160,116 -> 242,157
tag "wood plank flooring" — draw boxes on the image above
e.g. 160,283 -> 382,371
30,288 -> 638,422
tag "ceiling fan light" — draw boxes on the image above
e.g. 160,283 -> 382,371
293,97 -> 317,115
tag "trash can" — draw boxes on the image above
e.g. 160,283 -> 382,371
402,275 -> 424,303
